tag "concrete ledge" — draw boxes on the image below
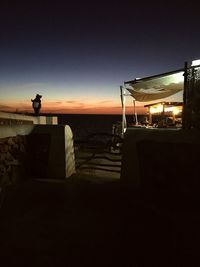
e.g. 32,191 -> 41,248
0,125 -> 35,138
0,111 -> 57,125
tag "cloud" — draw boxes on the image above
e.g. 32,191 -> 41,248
0,98 -> 147,114
44,101 -> 63,106
65,100 -> 77,104
0,103 -> 23,113
96,100 -> 113,104
0,104 -> 12,110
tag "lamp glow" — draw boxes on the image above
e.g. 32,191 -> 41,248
173,108 -> 181,115
192,59 -> 200,67
164,106 -> 173,112
149,104 -> 163,114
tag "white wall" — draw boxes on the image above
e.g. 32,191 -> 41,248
0,125 -> 35,138
29,125 -> 75,179
0,124 -> 75,179
0,111 -> 58,125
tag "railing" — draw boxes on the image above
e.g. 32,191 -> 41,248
74,132 -> 122,178
183,62 -> 200,129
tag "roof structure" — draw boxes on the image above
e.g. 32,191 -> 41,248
144,101 -> 183,107
124,68 -> 184,102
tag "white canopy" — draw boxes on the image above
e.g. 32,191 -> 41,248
125,70 -> 184,102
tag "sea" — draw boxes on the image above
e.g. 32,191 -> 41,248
57,114 -> 145,142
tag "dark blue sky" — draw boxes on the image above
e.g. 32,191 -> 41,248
0,1 -> 200,113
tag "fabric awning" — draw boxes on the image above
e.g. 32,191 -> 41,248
125,70 -> 184,102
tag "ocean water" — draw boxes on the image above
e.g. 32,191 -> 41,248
57,114 -> 144,141
58,114 -> 121,141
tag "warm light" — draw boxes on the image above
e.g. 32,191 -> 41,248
149,104 -> 163,114
164,106 -> 182,115
164,106 -> 173,112
173,107 -> 181,115
149,107 -> 156,114
149,104 -> 182,115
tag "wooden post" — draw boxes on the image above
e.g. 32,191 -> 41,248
172,112 -> 175,124
149,107 -> 152,124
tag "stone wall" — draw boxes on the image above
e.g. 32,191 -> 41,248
0,123 -> 75,196
0,124 -> 76,188
0,135 -> 27,190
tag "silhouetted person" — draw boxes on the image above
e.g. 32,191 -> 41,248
31,94 -> 42,115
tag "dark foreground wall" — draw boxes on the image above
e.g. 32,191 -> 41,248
27,125 -> 75,179
0,135 -> 28,188
121,128 -> 200,191
0,124 -> 75,192
0,125 -> 34,190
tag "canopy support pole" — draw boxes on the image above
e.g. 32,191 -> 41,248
133,99 -> 138,125
120,86 -> 127,137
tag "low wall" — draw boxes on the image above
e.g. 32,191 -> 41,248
121,128 -> 200,191
28,125 -> 75,179
0,125 -> 34,139
0,111 -> 58,125
0,125 -> 34,188
0,124 -> 75,190
0,134 -> 29,188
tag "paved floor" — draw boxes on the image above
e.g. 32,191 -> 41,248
0,176 -> 200,266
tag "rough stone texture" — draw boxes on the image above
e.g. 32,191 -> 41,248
0,135 -> 27,189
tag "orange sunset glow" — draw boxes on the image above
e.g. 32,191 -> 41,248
0,98 -> 146,115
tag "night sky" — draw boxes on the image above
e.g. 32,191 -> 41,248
0,1 -> 200,114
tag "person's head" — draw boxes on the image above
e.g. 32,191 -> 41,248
36,94 -> 42,99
